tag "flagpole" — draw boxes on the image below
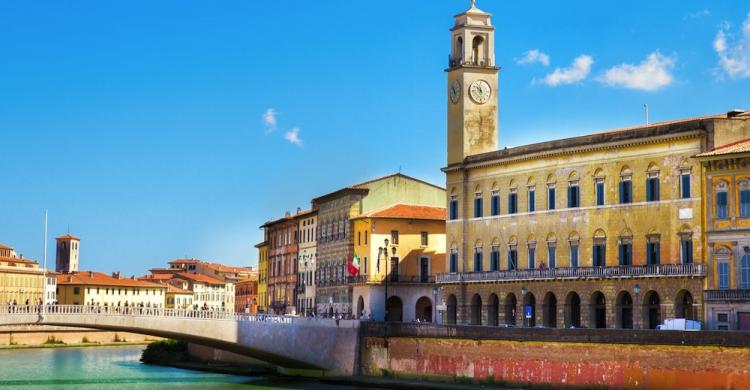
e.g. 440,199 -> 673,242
42,210 -> 48,317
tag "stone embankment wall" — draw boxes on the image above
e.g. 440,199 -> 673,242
360,323 -> 750,389
0,325 -> 156,346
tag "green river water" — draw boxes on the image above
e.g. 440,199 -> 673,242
0,345 -> 380,389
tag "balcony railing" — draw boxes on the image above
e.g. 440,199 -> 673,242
437,263 -> 705,283
348,274 -> 436,284
705,289 -> 750,302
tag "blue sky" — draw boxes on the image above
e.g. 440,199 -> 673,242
1,1 -> 748,275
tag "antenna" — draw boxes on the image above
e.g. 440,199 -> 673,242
42,210 -> 48,311
644,104 -> 649,125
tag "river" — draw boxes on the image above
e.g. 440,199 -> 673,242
0,345 -> 381,389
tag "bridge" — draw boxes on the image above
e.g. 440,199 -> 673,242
0,305 -> 360,376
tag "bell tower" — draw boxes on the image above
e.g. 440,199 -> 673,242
55,233 -> 80,273
446,0 -> 499,165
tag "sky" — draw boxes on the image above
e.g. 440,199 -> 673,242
1,1 -> 749,275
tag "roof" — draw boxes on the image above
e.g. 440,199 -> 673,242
173,273 -> 226,285
0,256 -> 38,265
138,274 -> 175,281
353,204 -> 446,221
56,234 -> 80,241
695,137 -> 750,158
311,173 -> 444,205
0,243 -> 13,250
446,113 -> 736,171
57,271 -> 166,288
254,241 -> 268,248
168,258 -> 200,265
166,285 -> 192,294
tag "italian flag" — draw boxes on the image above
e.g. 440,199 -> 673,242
347,254 -> 361,276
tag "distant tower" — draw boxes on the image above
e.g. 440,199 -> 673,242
55,234 -> 80,273
446,0 -> 499,165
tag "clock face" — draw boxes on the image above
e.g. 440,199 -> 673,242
449,80 -> 461,104
469,80 -> 492,104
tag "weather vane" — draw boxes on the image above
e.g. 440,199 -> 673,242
470,0 -> 477,7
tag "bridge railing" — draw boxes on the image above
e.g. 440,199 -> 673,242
0,305 -> 294,324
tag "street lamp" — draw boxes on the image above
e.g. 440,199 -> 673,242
379,238 -> 398,321
634,284 -> 641,330
520,286 -> 528,327
432,286 -> 440,323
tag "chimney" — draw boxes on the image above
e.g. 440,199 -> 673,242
296,207 -> 302,214
728,109 -> 746,118
285,211 -> 291,218
112,272 -> 120,279
88,271 -> 94,278
67,276 -> 73,283
131,275 -> 135,280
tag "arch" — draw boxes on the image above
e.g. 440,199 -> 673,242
543,292 -> 557,328
491,237 -> 501,246
523,292 -> 536,327
455,36 -> 464,61
508,236 -> 518,246
590,291 -> 607,329
446,294 -> 457,325
593,168 -> 605,179
527,233 -> 536,242
546,232 -> 557,243
568,171 -> 580,181
568,231 -> 580,241
470,294 -> 482,326
491,182 -> 499,191
646,162 -> 660,173
508,179 -> 517,189
504,293 -> 517,326
474,184 -> 482,194
471,35 -> 485,64
527,176 -> 536,186
487,293 -> 499,326
356,296 -> 365,319
564,292 -> 581,328
615,291 -> 633,329
593,229 -> 607,239
450,187 -> 458,196
619,228 -> 633,239
620,166 -> 633,176
643,290 -> 661,329
386,296 -> 403,322
546,174 -> 557,184
415,296 -> 432,323
675,290 -> 696,320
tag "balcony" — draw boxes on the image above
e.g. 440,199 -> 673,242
437,263 -> 705,283
705,289 -> 750,302
348,274 -> 436,285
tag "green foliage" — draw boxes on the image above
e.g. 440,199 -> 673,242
113,334 -> 127,343
140,339 -> 189,365
43,336 -> 65,345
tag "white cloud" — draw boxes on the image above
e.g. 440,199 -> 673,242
516,49 -> 550,66
535,55 -> 593,86
284,128 -> 303,147
713,13 -> 750,78
262,108 -> 277,132
684,9 -> 710,20
598,51 -> 676,91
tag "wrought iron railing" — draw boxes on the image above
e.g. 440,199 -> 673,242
704,289 -> 750,302
437,263 -> 705,283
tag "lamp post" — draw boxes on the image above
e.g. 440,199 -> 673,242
379,238 -> 397,321
634,284 -> 641,330
520,286 -> 528,327
432,286 -> 440,323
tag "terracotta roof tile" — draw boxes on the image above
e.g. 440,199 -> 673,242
695,137 -> 750,157
56,234 -> 80,240
0,243 -> 13,250
174,273 -> 226,285
166,285 -> 192,294
354,204 -> 446,221
57,271 -> 166,288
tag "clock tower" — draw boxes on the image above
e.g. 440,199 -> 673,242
446,0 -> 499,165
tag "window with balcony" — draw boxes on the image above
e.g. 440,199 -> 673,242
528,187 -> 536,212
507,247 -> 517,270
450,195 -> 459,220
568,173 -> 580,208
490,246 -> 500,271
508,189 -> 518,214
716,183 -> 729,219
741,180 -> 750,218
527,246 -> 536,269
421,232 -> 428,246
618,238 -> 632,266
473,246 -> 483,272
719,261 -> 730,290
449,249 -> 458,273
646,236 -> 660,266
681,236 -> 693,264
570,244 -> 579,268
646,169 -> 660,202
547,246 -> 556,268
491,190 -> 500,216
547,185 -> 556,210
474,190 -> 483,218
681,170 -> 691,199
740,253 -> 750,289
391,230 -> 399,245
595,178 -> 605,206
593,243 -> 606,267
620,168 -> 633,204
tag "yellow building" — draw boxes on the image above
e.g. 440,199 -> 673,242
256,241 -> 268,313
437,2 -> 750,329
165,285 -> 194,309
350,204 -> 446,322
695,136 -> 750,330
0,243 -> 45,306
56,271 -> 167,307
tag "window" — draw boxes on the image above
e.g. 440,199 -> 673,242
365,231 -> 368,245
449,250 -> 458,273
568,182 -> 580,208
719,261 -> 730,290
741,181 -> 750,218
681,170 -> 691,199
528,187 -> 536,212
474,192 -> 483,218
391,230 -> 399,245
570,244 -> 579,268
593,243 -> 606,267
490,247 -> 500,271
548,186 -> 556,210
508,189 -> 518,214
528,247 -> 536,269
646,172 -> 660,202
619,176 -> 633,204
742,254 -> 750,290
491,191 -> 500,216
73,287 -> 80,295
357,232 -> 361,246
716,184 -> 729,219
619,241 -> 632,266
508,248 -> 517,270
420,232 -> 428,246
718,313 -> 729,323
681,238 -> 693,264
473,249 -> 483,272
548,246 -> 556,268
646,239 -> 660,266
449,196 -> 458,220
595,179 -> 605,206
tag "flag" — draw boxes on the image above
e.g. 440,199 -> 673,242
347,254 -> 360,276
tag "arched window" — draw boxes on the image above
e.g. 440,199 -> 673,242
472,35 -> 485,65
547,174 -> 557,210
527,177 -> 536,212
716,181 -> 729,219
455,36 -> 464,62
618,229 -> 633,266
594,169 -> 605,206
449,244 -> 459,273
490,183 -> 500,216
474,186 -> 483,218
646,163 -> 660,202
473,241 -> 483,272
527,235 -> 537,269
507,236 -> 518,270
740,179 -> 750,218
568,172 -> 580,208
620,167 -> 633,204
508,181 -> 518,214
679,226 -> 693,264
593,230 -> 606,267
490,239 -> 500,271
546,233 -> 557,269
646,230 -> 661,266
569,232 -> 580,268
449,188 -> 459,220
741,252 -> 750,290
